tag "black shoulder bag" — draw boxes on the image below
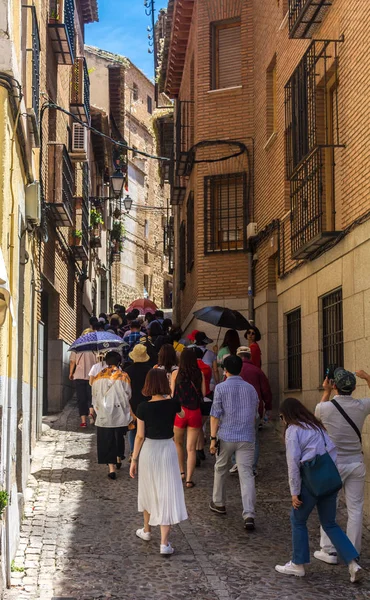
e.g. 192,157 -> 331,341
331,399 -> 362,444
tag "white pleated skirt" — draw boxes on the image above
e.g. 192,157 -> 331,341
138,438 -> 188,526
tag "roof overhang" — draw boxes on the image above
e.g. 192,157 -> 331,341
165,0 -> 195,97
80,0 -> 99,24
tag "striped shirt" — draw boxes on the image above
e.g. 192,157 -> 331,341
210,376 -> 259,443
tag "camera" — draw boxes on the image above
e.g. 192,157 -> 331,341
325,364 -> 337,381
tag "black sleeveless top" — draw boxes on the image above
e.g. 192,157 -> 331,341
174,378 -> 202,410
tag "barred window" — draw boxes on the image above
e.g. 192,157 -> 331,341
187,192 -> 194,272
204,173 -> 247,254
286,308 -> 302,389
322,288 -> 343,378
179,221 -> 186,290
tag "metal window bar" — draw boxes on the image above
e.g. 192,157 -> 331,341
289,0 -> 332,39
187,192 -> 195,272
179,221 -> 186,290
24,5 -> 40,125
64,0 -> 75,57
83,57 -> 90,123
285,38 -> 343,179
322,288 -> 343,378
175,100 -> 194,176
204,172 -> 247,254
168,216 -> 174,275
82,163 -> 90,252
62,145 -> 74,220
287,308 -> 302,389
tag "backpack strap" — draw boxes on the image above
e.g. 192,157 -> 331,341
331,399 -> 362,444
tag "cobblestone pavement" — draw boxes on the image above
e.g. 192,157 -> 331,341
4,402 -> 370,600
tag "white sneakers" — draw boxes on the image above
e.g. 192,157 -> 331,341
348,560 -> 363,583
136,528 -> 174,555
160,542 -> 174,556
275,561 -> 305,577
314,550 -> 338,565
136,528 -> 151,541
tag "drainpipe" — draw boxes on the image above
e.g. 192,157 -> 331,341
247,243 -> 254,324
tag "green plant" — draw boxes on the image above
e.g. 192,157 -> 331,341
11,561 -> 24,573
73,229 -> 83,239
112,220 -> 125,241
90,208 -> 104,227
0,490 -> 8,518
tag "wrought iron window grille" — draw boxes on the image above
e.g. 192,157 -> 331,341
175,100 -> 194,177
48,0 -> 75,64
23,5 -> 40,126
289,0 -> 332,39
322,288 -> 343,379
204,172 -> 247,255
81,163 -> 90,252
179,221 -> 186,290
286,308 -> 302,389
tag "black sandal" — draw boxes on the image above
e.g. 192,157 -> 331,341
186,481 -> 195,488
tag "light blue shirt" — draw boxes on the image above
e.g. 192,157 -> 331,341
285,424 -> 337,496
210,376 -> 259,443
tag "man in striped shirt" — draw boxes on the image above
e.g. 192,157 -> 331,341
209,355 -> 259,530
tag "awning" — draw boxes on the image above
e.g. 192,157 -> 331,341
0,247 -> 16,327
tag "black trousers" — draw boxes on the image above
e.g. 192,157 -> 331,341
96,426 -> 126,464
75,379 -> 92,416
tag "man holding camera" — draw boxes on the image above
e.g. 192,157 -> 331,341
314,368 -> 370,563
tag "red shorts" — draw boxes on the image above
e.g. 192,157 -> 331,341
174,407 -> 202,429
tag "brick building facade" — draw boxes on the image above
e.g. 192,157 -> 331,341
159,0 -> 370,510
85,47 -> 171,310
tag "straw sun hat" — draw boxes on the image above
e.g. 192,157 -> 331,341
129,343 -> 150,363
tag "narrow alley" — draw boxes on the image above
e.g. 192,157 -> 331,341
5,403 -> 370,600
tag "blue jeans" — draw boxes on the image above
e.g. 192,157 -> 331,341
128,428 -> 136,453
291,483 -> 359,565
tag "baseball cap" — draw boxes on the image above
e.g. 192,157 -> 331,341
334,368 -> 356,393
187,329 -> 199,342
236,346 -> 251,356
195,331 -> 213,345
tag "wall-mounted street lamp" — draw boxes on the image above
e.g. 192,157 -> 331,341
110,170 -> 125,199
123,194 -> 133,212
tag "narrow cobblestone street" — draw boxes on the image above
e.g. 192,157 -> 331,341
4,403 -> 370,600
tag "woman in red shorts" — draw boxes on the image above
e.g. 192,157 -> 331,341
171,348 -> 206,489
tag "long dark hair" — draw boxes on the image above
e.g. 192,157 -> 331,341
280,397 -> 326,434
221,329 -> 241,355
158,344 -> 178,373
176,347 -> 202,391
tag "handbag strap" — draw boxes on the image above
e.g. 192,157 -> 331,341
331,399 -> 362,444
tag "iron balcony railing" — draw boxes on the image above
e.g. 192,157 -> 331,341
48,0 -> 75,65
70,57 -> 90,123
47,143 -> 74,226
23,5 -> 41,125
289,0 -> 332,39
82,163 -> 90,253
290,146 -> 339,259
175,100 -> 194,176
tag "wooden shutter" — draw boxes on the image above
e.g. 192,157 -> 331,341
215,22 -> 241,89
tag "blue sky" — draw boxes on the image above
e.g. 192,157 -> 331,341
85,1 -> 167,80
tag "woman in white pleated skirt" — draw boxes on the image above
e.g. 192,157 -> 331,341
130,368 -> 188,556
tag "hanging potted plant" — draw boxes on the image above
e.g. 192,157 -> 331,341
111,220 -> 125,242
69,229 -> 83,246
90,208 -> 104,247
49,1 -> 61,23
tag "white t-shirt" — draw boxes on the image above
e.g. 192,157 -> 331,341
89,362 -> 106,379
315,395 -> 370,464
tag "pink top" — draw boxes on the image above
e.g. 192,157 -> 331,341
70,351 -> 96,380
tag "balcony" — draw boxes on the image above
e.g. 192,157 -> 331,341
154,112 -> 174,184
70,197 -> 89,261
90,223 -> 102,248
47,143 -> 74,226
175,100 -> 194,177
289,0 -> 332,39
48,0 -> 75,65
290,146 -> 340,259
23,5 -> 40,141
70,57 -> 90,124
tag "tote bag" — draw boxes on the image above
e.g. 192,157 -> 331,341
300,430 -> 342,498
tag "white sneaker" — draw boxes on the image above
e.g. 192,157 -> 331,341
275,561 -> 305,577
136,528 -> 151,541
160,542 -> 174,556
349,561 -> 363,583
314,550 -> 338,565
229,464 -> 238,474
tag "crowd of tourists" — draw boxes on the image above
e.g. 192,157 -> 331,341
69,306 -> 369,582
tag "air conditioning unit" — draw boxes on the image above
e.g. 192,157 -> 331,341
25,181 -> 41,225
247,222 -> 258,239
70,123 -> 88,161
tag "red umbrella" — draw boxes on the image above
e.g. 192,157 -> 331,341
127,298 -> 158,315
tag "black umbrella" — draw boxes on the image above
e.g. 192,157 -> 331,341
193,306 -> 250,331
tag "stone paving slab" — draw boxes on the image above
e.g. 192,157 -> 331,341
4,401 -> 370,600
